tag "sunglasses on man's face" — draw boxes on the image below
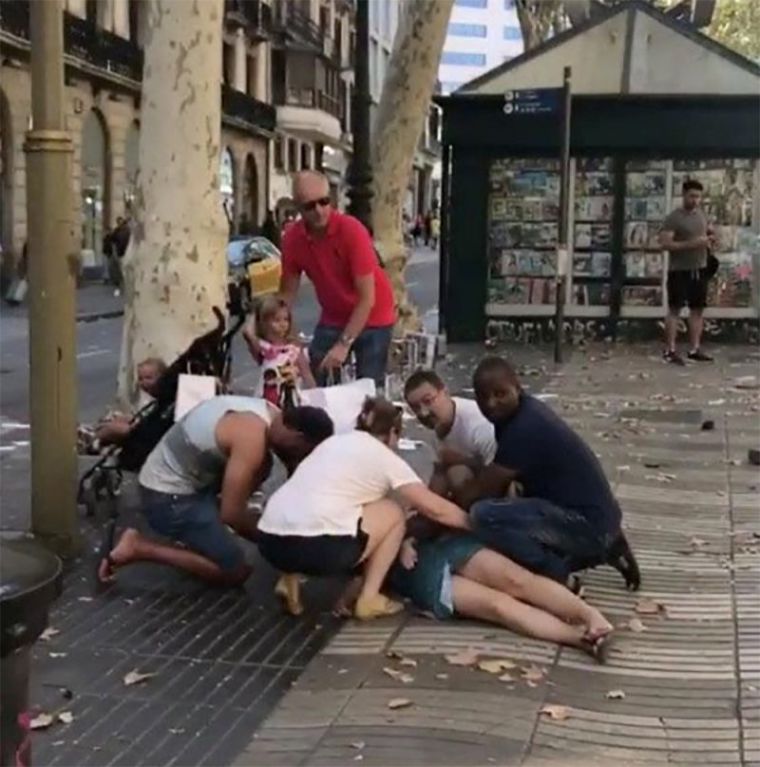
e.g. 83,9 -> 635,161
299,196 -> 331,213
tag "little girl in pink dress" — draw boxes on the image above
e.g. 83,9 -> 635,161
243,296 -> 315,407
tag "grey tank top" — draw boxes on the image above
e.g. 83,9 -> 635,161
139,396 -> 274,495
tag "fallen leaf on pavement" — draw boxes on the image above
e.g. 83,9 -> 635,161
399,658 -> 417,668
498,672 -> 514,682
627,617 -> 647,633
444,648 -> 478,667
57,711 -> 74,724
520,664 -> 546,683
123,670 -> 157,687
540,704 -> 570,721
605,689 -> 626,700
387,698 -> 413,710
30,713 -> 54,730
690,536 -> 707,549
435,673 -> 449,680
350,741 -> 365,750
635,598 -> 666,616
477,658 -> 517,674
385,650 -> 403,660
77,597 -> 93,603
49,652 -> 67,658
383,667 -> 404,681
40,628 -> 60,641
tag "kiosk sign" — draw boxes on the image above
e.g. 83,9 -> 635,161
503,89 -> 561,116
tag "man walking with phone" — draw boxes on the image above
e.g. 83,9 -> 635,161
659,179 -> 716,365
279,171 -> 396,387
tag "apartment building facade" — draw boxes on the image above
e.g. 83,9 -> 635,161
0,0 -> 354,279
438,0 -> 523,94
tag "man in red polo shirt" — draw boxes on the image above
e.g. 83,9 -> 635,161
279,171 -> 396,386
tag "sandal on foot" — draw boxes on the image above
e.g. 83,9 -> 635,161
354,594 -> 404,621
274,573 -> 304,616
582,631 -> 614,664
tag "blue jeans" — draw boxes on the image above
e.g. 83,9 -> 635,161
470,497 -> 611,583
140,487 -> 245,572
309,324 -> 393,387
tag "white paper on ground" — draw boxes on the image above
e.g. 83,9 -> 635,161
299,378 -> 376,434
174,374 -> 217,421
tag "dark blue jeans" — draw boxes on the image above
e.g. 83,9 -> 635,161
470,497 -> 611,583
309,324 -> 393,387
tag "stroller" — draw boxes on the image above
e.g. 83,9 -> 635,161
77,307 -> 245,520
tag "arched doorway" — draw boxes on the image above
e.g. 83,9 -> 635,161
241,153 -> 259,234
0,87 -> 13,283
80,109 -> 110,271
124,120 -> 140,214
219,147 -> 235,231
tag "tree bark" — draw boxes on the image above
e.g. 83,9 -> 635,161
370,0 -> 454,335
118,0 -> 227,404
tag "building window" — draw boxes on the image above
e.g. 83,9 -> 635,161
454,0 -> 487,7
448,22 -> 487,38
222,43 -> 235,85
503,26 -> 522,40
441,51 -> 486,66
274,137 -> 285,170
301,143 -> 311,170
288,139 -> 298,172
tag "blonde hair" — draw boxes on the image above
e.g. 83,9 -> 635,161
356,397 -> 403,438
255,296 -> 293,339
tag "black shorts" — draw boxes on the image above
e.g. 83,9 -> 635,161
257,521 -> 368,576
667,269 -> 708,310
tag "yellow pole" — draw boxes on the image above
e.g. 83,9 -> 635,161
24,0 -> 80,555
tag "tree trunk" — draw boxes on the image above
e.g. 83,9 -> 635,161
370,0 -> 454,335
118,0 -> 227,404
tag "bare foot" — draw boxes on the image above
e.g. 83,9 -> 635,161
585,609 -> 613,642
274,573 -> 304,616
97,528 -> 142,583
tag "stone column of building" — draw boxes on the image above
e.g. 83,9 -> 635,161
234,28 -> 247,92
66,0 -> 86,19
112,0 -> 130,38
254,42 -> 269,102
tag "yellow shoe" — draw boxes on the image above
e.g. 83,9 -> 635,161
274,573 -> 304,616
354,594 -> 404,621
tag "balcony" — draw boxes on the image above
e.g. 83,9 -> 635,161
224,0 -> 272,40
221,84 -> 276,133
271,1 -> 322,52
0,0 -> 30,39
276,88 -> 342,144
64,11 -> 144,81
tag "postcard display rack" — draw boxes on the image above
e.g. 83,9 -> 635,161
486,157 -> 759,321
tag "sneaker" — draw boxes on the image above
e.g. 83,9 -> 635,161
663,349 -> 685,366
687,348 -> 713,362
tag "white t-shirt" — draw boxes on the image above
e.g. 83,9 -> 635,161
259,430 -> 421,537
439,397 -> 496,466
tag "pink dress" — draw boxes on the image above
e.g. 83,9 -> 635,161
256,340 -> 303,406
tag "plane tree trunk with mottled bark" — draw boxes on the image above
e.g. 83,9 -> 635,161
370,0 -> 454,334
118,0 -> 227,404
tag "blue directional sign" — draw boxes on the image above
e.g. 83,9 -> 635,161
503,88 -> 562,116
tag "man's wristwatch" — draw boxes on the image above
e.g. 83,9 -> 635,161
339,333 -> 355,347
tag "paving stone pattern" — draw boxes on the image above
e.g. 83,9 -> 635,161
238,344 -> 760,767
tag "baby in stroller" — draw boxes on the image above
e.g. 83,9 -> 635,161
243,296 -> 315,407
78,357 -> 167,455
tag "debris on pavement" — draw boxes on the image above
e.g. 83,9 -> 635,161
477,658 -> 517,674
540,704 -> 570,721
387,698 -> 413,710
635,598 -> 667,616
123,670 -> 157,687
605,690 -> 626,700
444,648 -> 479,667
40,627 -> 60,641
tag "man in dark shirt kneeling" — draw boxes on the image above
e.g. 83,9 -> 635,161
457,356 -> 640,591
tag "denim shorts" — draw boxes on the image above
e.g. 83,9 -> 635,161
388,535 -> 483,619
309,324 -> 393,387
139,486 -> 245,572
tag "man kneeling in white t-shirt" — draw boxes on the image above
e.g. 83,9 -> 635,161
404,369 -> 497,503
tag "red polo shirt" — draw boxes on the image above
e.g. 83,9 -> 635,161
281,211 -> 395,328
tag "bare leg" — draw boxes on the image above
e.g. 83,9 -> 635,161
99,528 -> 251,586
354,499 -> 406,619
333,575 -> 363,617
274,573 -> 304,615
688,308 -> 703,351
452,576 -> 586,648
664,310 -> 679,351
458,549 -> 612,638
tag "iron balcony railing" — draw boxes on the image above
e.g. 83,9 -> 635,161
222,84 -> 276,132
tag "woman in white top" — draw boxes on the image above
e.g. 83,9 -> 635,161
257,397 -> 471,620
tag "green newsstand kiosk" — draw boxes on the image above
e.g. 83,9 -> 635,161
437,0 -> 760,343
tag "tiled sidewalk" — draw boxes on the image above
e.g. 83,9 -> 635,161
236,344 -> 760,767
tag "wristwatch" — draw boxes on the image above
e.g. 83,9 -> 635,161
339,333 -> 355,347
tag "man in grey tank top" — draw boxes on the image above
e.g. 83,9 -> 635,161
98,396 -> 334,586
